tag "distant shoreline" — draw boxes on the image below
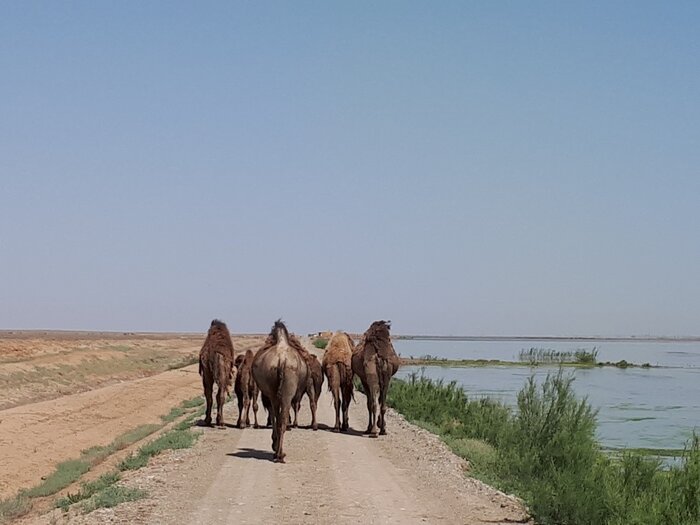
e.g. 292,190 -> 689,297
1,330 -> 700,343
393,335 -> 700,342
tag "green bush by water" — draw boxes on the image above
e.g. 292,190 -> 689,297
388,370 -> 700,525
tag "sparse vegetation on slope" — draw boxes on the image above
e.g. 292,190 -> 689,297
0,395 -> 206,523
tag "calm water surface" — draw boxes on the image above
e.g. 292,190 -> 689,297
394,340 -> 700,451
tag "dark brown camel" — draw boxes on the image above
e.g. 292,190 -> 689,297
322,331 -> 355,432
351,320 -> 399,437
199,319 -> 237,427
252,320 -> 309,462
234,350 -> 260,429
292,352 -> 323,431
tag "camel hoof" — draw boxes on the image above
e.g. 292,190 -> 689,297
253,424 -> 260,429
379,429 -> 387,435
369,433 -> 379,438
332,427 -> 340,433
312,425 -> 318,431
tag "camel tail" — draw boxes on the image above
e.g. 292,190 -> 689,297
215,353 -> 234,397
198,358 -> 203,376
276,358 -> 286,406
338,362 -> 355,402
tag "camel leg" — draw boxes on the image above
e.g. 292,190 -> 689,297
275,401 -> 290,463
270,399 -> 279,453
365,395 -> 372,433
261,393 -> 272,427
291,400 -> 299,429
309,391 -> 318,431
244,390 -> 251,427
215,384 -> 227,427
252,390 -> 260,428
368,384 -> 380,437
330,369 -> 341,432
378,382 -> 388,435
203,377 -> 214,426
341,383 -> 352,432
236,392 -> 244,428
333,388 -> 341,432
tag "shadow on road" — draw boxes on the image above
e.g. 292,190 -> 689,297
227,447 -> 274,461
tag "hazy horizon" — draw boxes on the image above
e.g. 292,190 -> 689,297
2,2 -> 699,337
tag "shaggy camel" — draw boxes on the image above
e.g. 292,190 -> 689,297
199,319 -> 237,427
322,331 -> 355,432
234,350 -> 260,429
292,352 -> 323,431
252,320 -> 309,462
351,320 -> 400,437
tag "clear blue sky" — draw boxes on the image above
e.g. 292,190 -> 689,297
1,2 -> 698,336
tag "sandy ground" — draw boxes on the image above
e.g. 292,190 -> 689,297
26,340 -> 530,525
0,332 -> 263,500
0,331 -> 205,410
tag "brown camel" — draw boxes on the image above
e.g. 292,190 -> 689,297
199,319 -> 237,427
252,320 -> 309,462
351,320 -> 400,437
234,350 -> 260,429
322,331 -> 355,432
292,352 -> 323,431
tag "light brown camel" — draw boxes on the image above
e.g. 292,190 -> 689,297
234,350 -> 260,429
252,320 -> 309,462
199,319 -> 237,427
351,320 -> 399,437
322,331 -> 355,432
292,352 -> 323,431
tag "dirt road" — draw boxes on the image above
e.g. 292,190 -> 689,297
32,341 -> 529,525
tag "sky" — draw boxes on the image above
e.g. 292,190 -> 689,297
1,1 -> 699,336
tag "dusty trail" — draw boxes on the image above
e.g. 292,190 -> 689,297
43,341 -> 529,525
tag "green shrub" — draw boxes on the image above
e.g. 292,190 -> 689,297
313,338 -> 328,349
56,472 -> 121,510
181,396 -> 205,408
0,494 -> 31,523
119,428 -> 198,471
24,460 -> 91,498
81,485 -> 146,513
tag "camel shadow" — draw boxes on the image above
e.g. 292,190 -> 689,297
227,447 -> 274,462
317,423 -> 365,437
195,420 -> 234,429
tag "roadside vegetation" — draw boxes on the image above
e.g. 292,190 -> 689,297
0,396 -> 205,523
388,371 -> 700,525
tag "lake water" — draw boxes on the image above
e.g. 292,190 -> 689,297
394,339 -> 700,452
